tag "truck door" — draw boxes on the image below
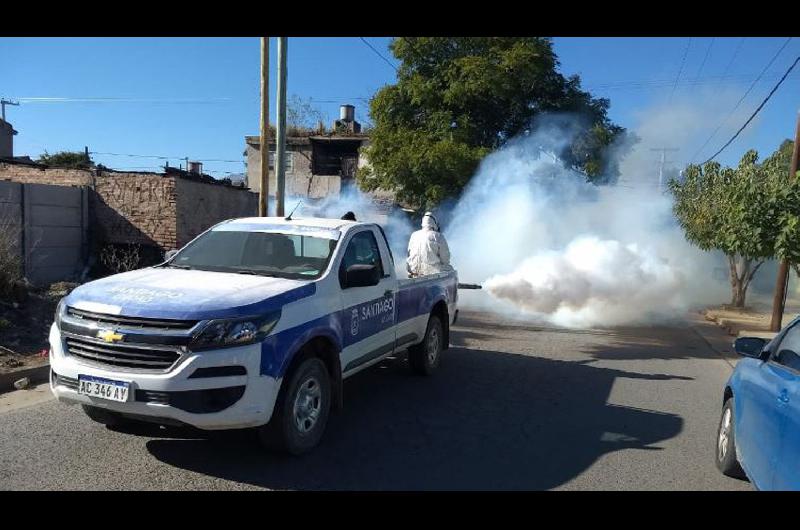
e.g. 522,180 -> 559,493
338,227 -> 396,374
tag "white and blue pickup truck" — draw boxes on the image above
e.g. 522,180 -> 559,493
48,216 -> 458,454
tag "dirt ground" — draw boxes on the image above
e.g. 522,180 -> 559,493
703,292 -> 800,336
0,282 -> 78,374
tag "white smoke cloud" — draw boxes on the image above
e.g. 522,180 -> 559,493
444,110 -> 731,328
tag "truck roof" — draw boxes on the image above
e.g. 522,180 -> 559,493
217,216 -> 369,239
226,216 -> 362,230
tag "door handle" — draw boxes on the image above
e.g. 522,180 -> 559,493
779,389 -> 790,404
384,290 -> 394,298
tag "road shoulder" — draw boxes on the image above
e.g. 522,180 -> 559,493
0,382 -> 54,415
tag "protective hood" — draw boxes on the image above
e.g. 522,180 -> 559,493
64,267 -> 316,321
422,212 -> 439,231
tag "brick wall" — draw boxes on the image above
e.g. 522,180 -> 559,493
0,162 -> 93,187
0,163 -> 257,253
175,178 -> 257,247
93,174 -> 178,249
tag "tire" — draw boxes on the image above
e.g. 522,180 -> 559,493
259,356 -> 331,456
81,404 -> 130,428
409,314 -> 444,376
716,398 -> 747,479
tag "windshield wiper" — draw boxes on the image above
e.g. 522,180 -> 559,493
233,269 -> 275,277
165,263 -> 193,270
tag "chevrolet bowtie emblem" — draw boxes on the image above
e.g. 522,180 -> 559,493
97,329 -> 124,343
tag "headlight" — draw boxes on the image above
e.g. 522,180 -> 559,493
191,311 -> 281,351
54,298 -> 67,329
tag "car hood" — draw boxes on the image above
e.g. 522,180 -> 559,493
64,267 -> 316,321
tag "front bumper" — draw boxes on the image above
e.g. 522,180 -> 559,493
48,323 -> 281,430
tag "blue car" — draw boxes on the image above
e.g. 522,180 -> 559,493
717,322 -> 800,489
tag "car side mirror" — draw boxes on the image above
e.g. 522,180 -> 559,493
733,337 -> 768,359
342,264 -> 380,289
164,249 -> 178,261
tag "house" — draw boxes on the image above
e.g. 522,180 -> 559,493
244,104 -> 370,199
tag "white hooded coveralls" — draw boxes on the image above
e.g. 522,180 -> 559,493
406,212 -> 452,277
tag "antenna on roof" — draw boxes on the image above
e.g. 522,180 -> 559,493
285,201 -> 302,221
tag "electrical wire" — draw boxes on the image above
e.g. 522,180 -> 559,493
702,54 -> 800,164
692,37 -> 793,162
716,37 -> 747,88
694,38 -> 715,80
90,151 -> 243,164
358,37 -> 399,73
668,38 -> 692,104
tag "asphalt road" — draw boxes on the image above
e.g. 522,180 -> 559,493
0,310 -> 751,490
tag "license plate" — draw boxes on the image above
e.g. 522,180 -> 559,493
77,375 -> 130,402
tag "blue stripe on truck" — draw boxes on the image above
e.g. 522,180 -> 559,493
259,279 -> 454,378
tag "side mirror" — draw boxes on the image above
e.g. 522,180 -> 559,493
342,264 -> 380,288
733,337 -> 768,359
164,249 -> 178,261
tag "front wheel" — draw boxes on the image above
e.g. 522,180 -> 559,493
259,357 -> 331,455
409,314 -> 443,376
716,398 -> 746,479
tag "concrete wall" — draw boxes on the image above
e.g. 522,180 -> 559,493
0,180 -> 88,286
175,178 -> 258,247
0,163 -> 261,260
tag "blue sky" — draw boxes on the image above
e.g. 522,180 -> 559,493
1,37 -> 798,178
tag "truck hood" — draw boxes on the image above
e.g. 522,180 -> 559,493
64,267 -> 316,321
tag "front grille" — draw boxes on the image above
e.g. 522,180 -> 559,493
54,372 -> 79,391
66,307 -> 198,331
64,335 -> 182,371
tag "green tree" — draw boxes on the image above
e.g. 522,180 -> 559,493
38,150 -> 93,169
670,142 -> 800,307
358,37 -> 628,209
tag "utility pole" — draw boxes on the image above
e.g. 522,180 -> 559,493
1,99 -> 19,122
275,37 -> 288,217
770,112 -> 800,332
259,37 -> 270,217
650,147 -> 679,192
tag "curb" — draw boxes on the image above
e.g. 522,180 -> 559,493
0,362 -> 50,394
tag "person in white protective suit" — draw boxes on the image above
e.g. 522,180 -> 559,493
406,212 -> 453,277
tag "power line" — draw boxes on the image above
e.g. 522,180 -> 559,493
694,38 -> 715,80
716,37 -> 747,88
668,38 -> 692,104
15,97 -> 231,104
90,151 -> 243,164
702,54 -> 800,164
692,37 -> 793,162
358,37 -> 399,73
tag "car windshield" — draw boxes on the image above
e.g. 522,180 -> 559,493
167,230 -> 338,280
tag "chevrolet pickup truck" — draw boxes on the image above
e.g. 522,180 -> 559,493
49,216 -> 457,454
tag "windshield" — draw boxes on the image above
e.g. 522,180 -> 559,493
168,230 -> 338,280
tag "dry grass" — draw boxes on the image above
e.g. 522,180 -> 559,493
0,215 -> 23,299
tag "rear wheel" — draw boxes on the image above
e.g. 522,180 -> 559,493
716,398 -> 746,479
409,314 -> 443,376
259,356 -> 331,455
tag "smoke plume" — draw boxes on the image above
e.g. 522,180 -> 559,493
442,111 -> 730,328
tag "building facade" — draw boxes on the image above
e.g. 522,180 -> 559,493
245,104 -> 370,199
